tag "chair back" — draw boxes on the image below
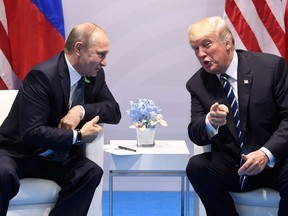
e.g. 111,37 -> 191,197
0,90 -> 18,124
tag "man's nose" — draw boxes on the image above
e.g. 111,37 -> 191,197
100,58 -> 107,67
198,46 -> 206,57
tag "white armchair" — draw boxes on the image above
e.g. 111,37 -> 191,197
0,90 -> 104,216
193,144 -> 280,216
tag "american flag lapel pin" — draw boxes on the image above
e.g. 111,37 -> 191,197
244,80 -> 249,85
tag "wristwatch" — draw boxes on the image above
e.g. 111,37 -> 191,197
76,129 -> 82,144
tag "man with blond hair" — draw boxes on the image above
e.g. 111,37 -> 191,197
186,16 -> 288,216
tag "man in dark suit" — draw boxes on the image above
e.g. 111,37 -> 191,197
185,16 -> 288,216
0,23 -> 121,215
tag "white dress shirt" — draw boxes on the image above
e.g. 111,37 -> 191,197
65,54 -> 85,144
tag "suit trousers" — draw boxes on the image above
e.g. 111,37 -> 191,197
0,154 -> 103,216
186,151 -> 288,216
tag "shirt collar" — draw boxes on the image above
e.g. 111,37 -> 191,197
64,54 -> 82,87
225,51 -> 238,81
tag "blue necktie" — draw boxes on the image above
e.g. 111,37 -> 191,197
40,77 -> 85,161
71,76 -> 85,108
220,74 -> 247,189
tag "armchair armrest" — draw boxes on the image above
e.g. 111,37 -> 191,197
86,125 -> 104,216
194,144 -> 211,155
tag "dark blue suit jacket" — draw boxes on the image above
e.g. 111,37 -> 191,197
186,50 -> 288,163
0,51 -> 121,157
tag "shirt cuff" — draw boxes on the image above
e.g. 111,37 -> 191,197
79,105 -> 85,120
72,130 -> 77,144
205,114 -> 218,139
260,147 -> 277,168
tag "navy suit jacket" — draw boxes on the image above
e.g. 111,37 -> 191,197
186,50 -> 288,163
0,52 -> 121,157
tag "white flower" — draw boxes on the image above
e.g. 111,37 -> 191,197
127,98 -> 168,129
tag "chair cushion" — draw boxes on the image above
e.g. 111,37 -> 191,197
9,178 -> 61,205
230,188 -> 280,207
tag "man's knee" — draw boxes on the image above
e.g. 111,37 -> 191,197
187,154 -> 209,173
0,156 -> 20,199
0,156 -> 19,181
88,160 -> 103,176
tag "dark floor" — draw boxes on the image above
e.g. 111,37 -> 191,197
102,191 -> 193,216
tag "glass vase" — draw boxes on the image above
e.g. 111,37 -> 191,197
136,127 -> 156,147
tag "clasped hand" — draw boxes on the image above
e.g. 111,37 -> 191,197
238,150 -> 269,176
58,105 -> 102,143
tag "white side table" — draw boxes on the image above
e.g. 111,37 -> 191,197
105,140 -> 191,216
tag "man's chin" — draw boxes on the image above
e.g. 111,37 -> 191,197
203,65 -> 218,74
91,70 -> 99,77
203,66 -> 212,73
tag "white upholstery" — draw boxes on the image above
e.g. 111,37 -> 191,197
193,144 -> 280,216
9,179 -> 60,205
0,90 -> 104,216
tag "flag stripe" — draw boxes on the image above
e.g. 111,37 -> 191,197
4,0 -> 65,81
224,0 -> 287,62
0,50 -> 20,89
0,0 -> 11,89
1,0 -> 64,89
285,1 -> 288,61
235,0 -> 280,56
252,0 -> 286,57
31,0 -> 65,37
0,21 -> 11,63
225,0 -> 262,52
0,79 -> 8,89
223,12 -> 246,50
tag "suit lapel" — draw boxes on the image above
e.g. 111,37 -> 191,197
237,51 -> 253,139
58,53 -> 70,107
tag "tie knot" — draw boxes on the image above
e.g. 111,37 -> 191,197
78,76 -> 85,85
220,73 -> 229,81
75,76 -> 85,91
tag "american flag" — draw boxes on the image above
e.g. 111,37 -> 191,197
224,0 -> 288,62
0,0 -> 65,90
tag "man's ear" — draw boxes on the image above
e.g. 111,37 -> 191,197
74,42 -> 83,55
226,40 -> 232,51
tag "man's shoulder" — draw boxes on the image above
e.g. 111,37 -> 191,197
186,67 -> 213,83
34,52 -> 64,69
237,49 -> 281,62
23,51 -> 66,85
237,49 -> 284,72
186,68 -> 213,91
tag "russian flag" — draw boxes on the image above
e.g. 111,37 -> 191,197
0,0 -> 65,89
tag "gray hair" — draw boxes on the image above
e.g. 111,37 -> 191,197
64,23 -> 105,53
